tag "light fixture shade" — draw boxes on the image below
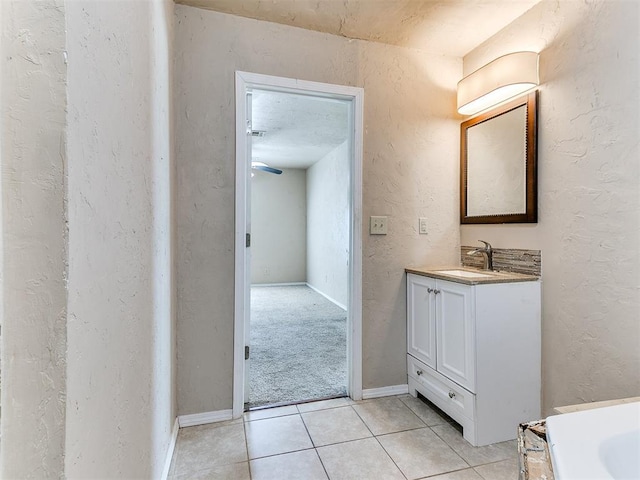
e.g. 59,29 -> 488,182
457,51 -> 539,116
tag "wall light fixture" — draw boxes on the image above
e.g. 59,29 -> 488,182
457,51 -> 539,116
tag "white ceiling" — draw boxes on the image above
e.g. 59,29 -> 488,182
251,90 -> 349,170
183,0 -> 542,171
177,0 -> 540,57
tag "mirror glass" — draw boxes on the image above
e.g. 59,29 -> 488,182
460,92 -> 537,224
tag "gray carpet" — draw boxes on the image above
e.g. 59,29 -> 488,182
249,285 -> 347,408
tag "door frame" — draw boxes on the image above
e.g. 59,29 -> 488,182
233,71 -> 364,417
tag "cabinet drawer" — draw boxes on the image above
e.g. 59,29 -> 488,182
407,354 -> 475,421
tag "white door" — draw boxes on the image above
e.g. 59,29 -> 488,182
436,280 -> 476,392
407,274 -> 436,369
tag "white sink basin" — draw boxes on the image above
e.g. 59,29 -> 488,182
546,401 -> 640,479
436,269 -> 494,278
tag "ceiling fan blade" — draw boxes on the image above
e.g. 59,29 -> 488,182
252,164 -> 283,175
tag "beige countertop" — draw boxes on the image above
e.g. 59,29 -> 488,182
406,266 -> 539,285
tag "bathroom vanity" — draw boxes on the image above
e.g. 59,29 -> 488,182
405,267 -> 541,446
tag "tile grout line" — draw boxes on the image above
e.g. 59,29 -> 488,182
242,415 -> 253,480
429,424 -> 517,471
428,424 -> 475,469
352,397 -> 426,479
246,446 -> 320,462
313,446 -> 332,480
472,455 -> 517,477
246,407 -> 328,472
415,465 -> 479,479
393,400 -> 472,473
366,396 -> 427,480
363,396 -> 477,480
349,403 -> 378,439
372,431 -> 410,480
297,408 -> 333,480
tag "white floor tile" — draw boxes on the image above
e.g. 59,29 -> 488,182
474,456 -> 519,480
431,422 -> 517,467
302,406 -> 372,446
352,396 -> 425,435
398,394 -> 451,426
250,449 -> 328,480
170,462 -> 250,480
427,469 -> 484,480
245,414 -> 313,459
378,427 -> 469,479
317,437 -> 405,480
169,423 -> 247,478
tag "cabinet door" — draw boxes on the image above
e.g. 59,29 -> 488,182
407,274 -> 436,369
436,280 -> 476,392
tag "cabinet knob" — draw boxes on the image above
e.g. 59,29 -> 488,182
427,288 -> 434,294
434,289 -> 441,295
416,370 -> 423,376
448,391 -> 456,399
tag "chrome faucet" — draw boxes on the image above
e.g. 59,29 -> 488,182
467,240 -> 494,271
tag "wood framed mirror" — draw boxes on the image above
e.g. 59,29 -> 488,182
460,91 -> 538,224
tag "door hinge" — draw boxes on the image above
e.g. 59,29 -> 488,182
245,345 -> 250,360
246,233 -> 251,247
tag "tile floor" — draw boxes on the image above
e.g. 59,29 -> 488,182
168,395 -> 519,480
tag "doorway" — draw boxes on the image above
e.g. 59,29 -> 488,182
233,72 -> 364,417
249,284 -> 347,407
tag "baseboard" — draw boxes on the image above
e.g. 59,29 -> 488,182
306,283 -> 347,311
250,282 -> 347,310
362,384 -> 409,399
161,417 -> 180,480
178,409 -> 233,428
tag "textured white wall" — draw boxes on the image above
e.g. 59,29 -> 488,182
307,141 -> 349,308
0,1 -> 68,476
460,0 -> 640,414
251,168 -> 307,284
175,5 -> 461,414
65,0 -> 175,477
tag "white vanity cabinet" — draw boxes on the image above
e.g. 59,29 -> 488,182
407,275 -> 475,391
406,271 -> 541,447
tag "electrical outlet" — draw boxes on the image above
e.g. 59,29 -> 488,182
419,217 -> 428,234
370,216 -> 388,235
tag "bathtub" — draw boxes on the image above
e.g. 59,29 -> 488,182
546,401 -> 640,479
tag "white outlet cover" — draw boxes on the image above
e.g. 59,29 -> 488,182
419,217 -> 428,234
